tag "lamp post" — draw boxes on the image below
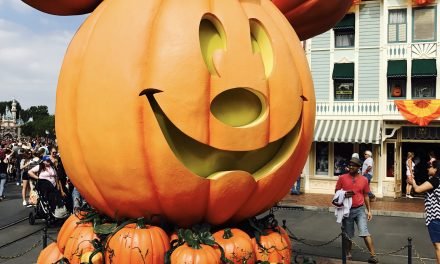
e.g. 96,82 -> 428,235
45,130 -> 49,145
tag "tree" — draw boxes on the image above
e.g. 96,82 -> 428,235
21,106 -> 49,122
21,115 -> 55,139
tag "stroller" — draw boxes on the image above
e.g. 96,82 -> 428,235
29,179 -> 70,226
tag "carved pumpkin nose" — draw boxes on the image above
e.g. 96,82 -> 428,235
210,88 -> 266,127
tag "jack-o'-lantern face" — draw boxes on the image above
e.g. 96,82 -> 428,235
54,0 -> 315,227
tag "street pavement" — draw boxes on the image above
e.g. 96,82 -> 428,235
0,183 -> 438,263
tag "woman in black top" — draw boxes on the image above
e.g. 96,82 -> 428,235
408,160 -> 440,263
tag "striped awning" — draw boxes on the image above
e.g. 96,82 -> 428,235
314,120 -> 381,144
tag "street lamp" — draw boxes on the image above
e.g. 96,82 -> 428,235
45,130 -> 49,144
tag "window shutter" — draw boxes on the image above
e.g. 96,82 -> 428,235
413,8 -> 435,41
398,24 -> 407,42
388,24 -> 397,42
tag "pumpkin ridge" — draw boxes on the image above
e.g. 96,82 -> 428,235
75,2 -> 114,216
138,0 -> 171,219
138,102 -> 164,218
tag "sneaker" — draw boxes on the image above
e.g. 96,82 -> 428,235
22,200 -> 27,206
406,194 -> 414,199
368,255 -> 379,263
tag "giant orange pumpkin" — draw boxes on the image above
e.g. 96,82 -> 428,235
52,0 -> 315,227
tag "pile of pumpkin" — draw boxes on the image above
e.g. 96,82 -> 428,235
37,210 -> 291,264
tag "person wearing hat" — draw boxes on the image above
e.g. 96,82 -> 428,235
28,155 -> 68,218
335,157 -> 378,263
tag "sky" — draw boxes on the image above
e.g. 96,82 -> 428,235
0,0 -> 87,115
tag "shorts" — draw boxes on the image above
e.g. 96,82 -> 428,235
342,206 -> 371,238
428,219 -> 440,243
21,170 -> 29,181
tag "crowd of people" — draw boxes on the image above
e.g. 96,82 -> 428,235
0,137 -> 84,216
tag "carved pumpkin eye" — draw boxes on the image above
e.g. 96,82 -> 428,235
199,16 -> 226,76
250,19 -> 273,78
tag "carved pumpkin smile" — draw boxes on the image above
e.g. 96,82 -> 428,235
141,88 -> 301,180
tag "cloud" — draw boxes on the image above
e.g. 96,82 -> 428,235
0,3 -> 84,114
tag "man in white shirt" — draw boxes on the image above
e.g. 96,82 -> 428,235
362,150 -> 375,201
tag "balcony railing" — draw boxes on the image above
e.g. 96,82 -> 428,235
387,42 -> 437,60
315,100 -> 412,118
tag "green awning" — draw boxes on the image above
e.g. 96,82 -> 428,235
334,14 -> 355,30
387,60 -> 407,78
412,59 -> 437,77
333,63 -> 354,80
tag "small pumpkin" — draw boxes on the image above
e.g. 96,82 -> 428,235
392,85 -> 402,97
168,226 -> 224,264
37,243 -> 64,264
252,227 -> 291,263
171,243 -> 220,264
60,222 -> 99,264
57,212 -> 86,253
213,228 -> 255,264
105,220 -> 170,263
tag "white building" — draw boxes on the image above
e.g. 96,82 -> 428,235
303,0 -> 439,198
1,99 -> 23,139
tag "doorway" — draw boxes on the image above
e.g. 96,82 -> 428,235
401,142 -> 440,196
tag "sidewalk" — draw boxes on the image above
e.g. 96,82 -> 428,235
280,193 -> 425,218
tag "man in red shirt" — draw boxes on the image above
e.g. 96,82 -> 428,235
335,157 -> 378,263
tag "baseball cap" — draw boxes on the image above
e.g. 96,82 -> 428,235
42,155 -> 51,162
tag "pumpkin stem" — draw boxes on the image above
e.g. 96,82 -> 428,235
222,228 -> 233,239
136,217 -> 146,228
54,257 -> 69,264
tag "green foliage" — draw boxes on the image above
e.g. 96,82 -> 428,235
22,105 -> 49,121
21,115 -> 55,138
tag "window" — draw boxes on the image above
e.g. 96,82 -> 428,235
411,59 -> 437,98
333,63 -> 355,101
388,9 -> 407,42
315,142 -> 329,176
334,14 -> 355,48
335,32 -> 355,48
412,78 -> 436,98
334,80 -> 354,100
334,143 -> 353,176
413,7 -> 436,42
388,79 -> 406,98
387,60 -> 407,98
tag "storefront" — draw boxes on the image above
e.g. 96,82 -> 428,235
305,119 -> 381,195
383,123 -> 440,198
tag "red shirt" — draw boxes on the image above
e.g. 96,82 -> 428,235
335,173 -> 370,208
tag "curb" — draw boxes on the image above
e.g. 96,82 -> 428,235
277,203 -> 425,219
